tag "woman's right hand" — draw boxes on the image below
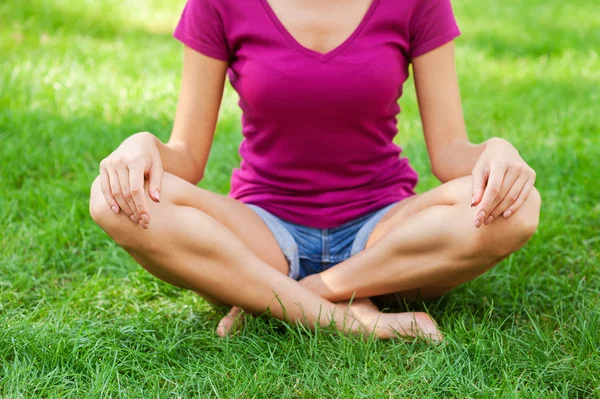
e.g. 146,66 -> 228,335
99,132 -> 163,229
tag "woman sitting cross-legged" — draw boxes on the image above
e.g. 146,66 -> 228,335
89,0 -> 540,342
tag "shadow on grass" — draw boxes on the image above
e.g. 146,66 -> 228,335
4,73 -> 597,194
0,107 -> 239,194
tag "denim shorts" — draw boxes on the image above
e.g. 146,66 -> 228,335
246,202 -> 399,280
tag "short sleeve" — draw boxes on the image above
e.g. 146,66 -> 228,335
409,0 -> 460,60
173,0 -> 231,62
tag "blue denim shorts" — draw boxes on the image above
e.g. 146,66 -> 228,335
246,203 -> 399,280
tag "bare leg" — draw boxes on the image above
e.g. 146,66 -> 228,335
89,173 -> 441,341
300,176 -> 541,302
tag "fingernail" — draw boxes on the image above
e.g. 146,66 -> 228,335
471,194 -> 475,207
111,205 -> 119,214
484,215 -> 494,225
129,215 -> 137,223
474,219 -> 482,228
141,214 -> 150,224
503,209 -> 512,218
154,190 -> 160,202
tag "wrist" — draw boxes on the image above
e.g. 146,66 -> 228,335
484,137 -> 505,147
133,131 -> 158,143
484,137 -> 516,150
484,137 -> 520,157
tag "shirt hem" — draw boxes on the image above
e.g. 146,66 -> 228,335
173,30 -> 231,62
235,193 -> 416,229
409,29 -> 461,60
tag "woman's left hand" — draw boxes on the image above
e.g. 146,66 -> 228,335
471,138 -> 536,228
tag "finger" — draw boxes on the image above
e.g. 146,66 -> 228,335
488,173 -> 528,222
128,165 -> 150,229
475,165 -> 505,228
471,160 -> 487,207
147,158 -> 163,203
107,167 -> 134,218
100,167 -> 120,214
484,166 -> 521,225
115,166 -> 140,224
502,179 -> 535,219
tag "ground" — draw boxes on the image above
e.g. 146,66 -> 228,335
1,0 -> 599,397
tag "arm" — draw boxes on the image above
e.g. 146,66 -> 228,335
156,45 -> 228,184
413,41 -> 537,227
98,46 -> 227,229
413,41 -> 481,182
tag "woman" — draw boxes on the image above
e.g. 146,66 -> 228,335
90,0 -> 540,341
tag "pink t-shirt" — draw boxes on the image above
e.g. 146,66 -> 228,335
174,0 -> 460,228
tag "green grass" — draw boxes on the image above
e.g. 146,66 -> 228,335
1,0 -> 599,397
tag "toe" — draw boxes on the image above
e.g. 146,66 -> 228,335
216,306 -> 244,338
415,312 -> 443,342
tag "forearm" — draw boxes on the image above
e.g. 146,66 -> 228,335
150,133 -> 205,184
431,137 -> 505,182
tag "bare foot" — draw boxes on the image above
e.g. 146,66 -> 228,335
376,311 -> 443,342
339,298 -> 443,342
216,306 -> 245,337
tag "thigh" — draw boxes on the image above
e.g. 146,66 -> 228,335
365,176 -> 469,249
365,176 -> 475,303
365,175 -> 538,303
142,172 -> 290,276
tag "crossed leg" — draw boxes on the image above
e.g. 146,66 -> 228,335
89,172 -> 540,341
90,172 -> 441,340
222,176 -> 540,332
299,176 -> 541,303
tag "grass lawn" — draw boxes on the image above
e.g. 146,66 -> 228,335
1,0 -> 599,397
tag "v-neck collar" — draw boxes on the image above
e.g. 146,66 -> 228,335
260,0 -> 380,63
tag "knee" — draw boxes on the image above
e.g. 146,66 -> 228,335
507,186 -> 541,246
515,186 -> 541,240
89,176 -> 140,248
89,175 -> 112,226
482,186 -> 541,258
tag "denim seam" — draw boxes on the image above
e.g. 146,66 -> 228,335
322,228 -> 331,263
